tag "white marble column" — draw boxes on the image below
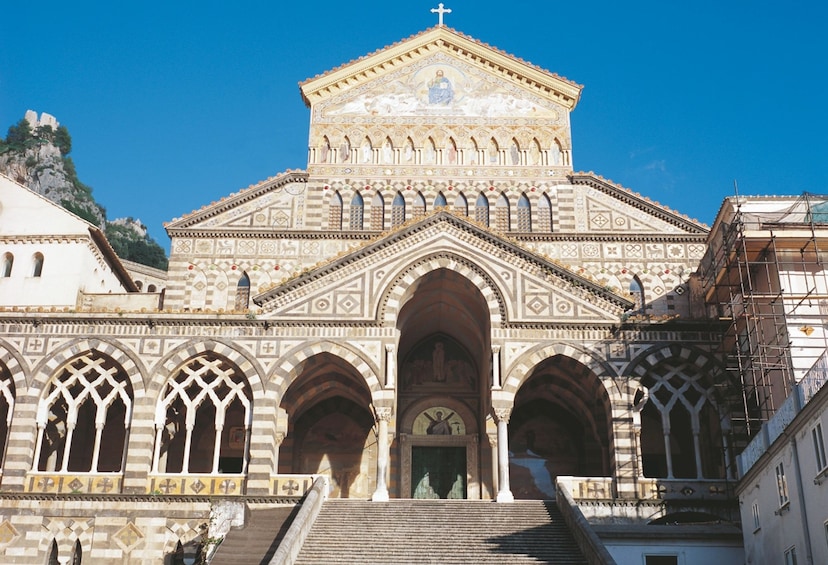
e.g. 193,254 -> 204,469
372,407 -> 392,501
273,432 -> 285,474
494,408 -> 514,502
491,345 -> 501,389
385,344 -> 396,389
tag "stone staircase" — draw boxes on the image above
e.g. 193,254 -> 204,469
211,506 -> 299,565
293,499 -> 588,565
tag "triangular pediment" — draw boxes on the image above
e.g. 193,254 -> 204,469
164,171 -> 308,233
254,212 -> 633,324
300,27 -> 582,113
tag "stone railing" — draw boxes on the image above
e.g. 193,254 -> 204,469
269,475 -> 330,565
738,351 -> 828,476
556,480 -> 617,565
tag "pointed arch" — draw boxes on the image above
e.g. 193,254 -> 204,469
403,137 -> 415,163
495,192 -> 510,231
424,137 -> 437,164
537,193 -> 552,232
381,137 -> 394,164
434,192 -> 448,208
475,193 -> 490,226
413,192 -> 426,220
509,139 -> 521,165
370,192 -> 385,230
630,275 -> 645,312
35,351 -> 133,473
454,192 -> 468,216
360,136 -> 373,163
517,193 -> 532,232
487,137 -> 499,165
446,137 -> 458,164
349,191 -> 364,230
328,191 -> 343,230
234,272 -> 251,311
529,138 -> 542,165
71,539 -> 82,564
391,192 -> 406,227
469,137 -> 480,165
552,139 -> 564,166
152,351 -> 253,475
0,364 -> 15,468
47,539 -> 59,565
319,136 -> 331,163
340,136 -> 352,163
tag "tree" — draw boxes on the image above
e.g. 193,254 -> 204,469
4,119 -> 33,151
54,125 -> 72,155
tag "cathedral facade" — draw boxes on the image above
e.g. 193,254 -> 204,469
0,26 -> 743,563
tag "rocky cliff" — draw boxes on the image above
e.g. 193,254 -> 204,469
0,111 -> 168,270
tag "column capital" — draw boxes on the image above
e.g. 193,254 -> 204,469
492,407 -> 511,424
275,432 -> 285,446
374,406 -> 393,422
385,343 -> 395,353
492,344 -> 501,354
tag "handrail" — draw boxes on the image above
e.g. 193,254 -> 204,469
555,481 -> 617,565
268,475 -> 329,565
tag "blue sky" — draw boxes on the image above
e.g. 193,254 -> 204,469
2,1 -> 826,252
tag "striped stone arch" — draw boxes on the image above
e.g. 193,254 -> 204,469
502,341 -> 617,396
379,252 -> 505,327
627,343 -> 726,383
268,340 -> 382,400
0,337 -> 29,391
31,337 -> 146,395
153,339 -> 265,397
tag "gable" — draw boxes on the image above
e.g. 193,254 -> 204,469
0,174 -> 94,236
254,212 -> 632,324
301,27 -> 581,111
164,171 -> 309,233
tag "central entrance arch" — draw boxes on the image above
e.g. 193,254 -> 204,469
393,268 -> 492,499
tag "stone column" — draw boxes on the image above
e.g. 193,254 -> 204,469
385,345 -> 396,389
372,407 -> 393,501
494,407 -> 514,503
491,345 -> 501,389
273,432 -> 285,475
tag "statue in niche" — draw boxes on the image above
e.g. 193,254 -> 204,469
401,337 -> 477,389
320,139 -> 330,163
427,69 -> 454,105
510,142 -> 520,165
403,140 -> 414,163
340,139 -> 351,163
382,139 -> 393,164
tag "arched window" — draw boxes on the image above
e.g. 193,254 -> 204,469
454,193 -> 468,216
434,192 -> 447,208
495,193 -> 510,231
134,280 -> 144,291
32,252 -> 44,277
413,192 -> 426,220
0,367 -> 15,467
47,539 -> 59,565
349,192 -> 364,230
153,353 -> 252,474
370,192 -> 385,230
631,276 -> 645,312
1,253 -> 12,277
147,284 -> 157,293
475,193 -> 489,226
71,540 -> 82,564
328,191 -> 343,230
234,272 -> 251,311
517,194 -> 532,232
640,362 -> 724,479
537,193 -> 552,232
392,192 -> 406,227
35,352 -> 133,473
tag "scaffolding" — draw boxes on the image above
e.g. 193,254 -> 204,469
700,193 -> 828,449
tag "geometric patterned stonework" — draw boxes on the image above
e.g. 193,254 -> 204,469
113,522 -> 144,553
270,475 -> 316,497
26,473 -> 122,494
0,521 -> 19,545
149,475 -> 244,496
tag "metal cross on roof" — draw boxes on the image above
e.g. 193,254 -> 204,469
431,3 -> 452,26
